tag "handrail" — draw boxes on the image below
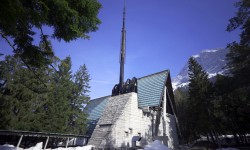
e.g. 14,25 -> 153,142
0,130 -> 89,138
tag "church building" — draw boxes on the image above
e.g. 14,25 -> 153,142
84,2 -> 179,149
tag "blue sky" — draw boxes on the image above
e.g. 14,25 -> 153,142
1,0 -> 240,99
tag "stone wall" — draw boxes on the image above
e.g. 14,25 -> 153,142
111,92 -> 153,148
88,93 -> 153,148
88,92 -> 179,149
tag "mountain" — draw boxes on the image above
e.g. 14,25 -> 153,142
172,48 -> 229,90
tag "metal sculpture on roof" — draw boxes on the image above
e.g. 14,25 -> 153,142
112,0 -> 137,96
112,77 -> 137,96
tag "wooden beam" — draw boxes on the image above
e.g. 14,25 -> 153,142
44,136 -> 49,149
17,135 -> 23,147
66,137 -> 69,148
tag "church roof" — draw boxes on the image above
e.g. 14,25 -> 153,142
84,70 -> 173,136
85,96 -> 110,121
84,96 -> 109,136
85,70 -> 170,121
137,70 -> 169,108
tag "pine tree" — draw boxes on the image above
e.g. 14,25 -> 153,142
187,57 -> 214,138
214,75 -> 250,144
226,0 -> 250,87
174,88 -> 190,143
224,0 -> 250,140
67,64 -> 90,134
42,57 -> 73,133
0,55 -> 91,134
0,56 -> 49,131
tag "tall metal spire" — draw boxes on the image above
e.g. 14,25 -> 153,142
112,0 -> 137,96
119,0 -> 126,90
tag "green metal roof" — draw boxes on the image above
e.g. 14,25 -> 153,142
137,70 -> 169,107
85,70 -> 169,116
85,96 -> 109,121
85,70 -> 170,135
84,96 -> 109,136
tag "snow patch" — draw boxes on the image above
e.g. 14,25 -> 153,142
172,82 -> 189,90
192,54 -> 200,58
172,83 -> 177,91
144,140 -> 172,150
208,70 -> 226,78
179,82 -> 189,87
23,142 -> 43,150
208,73 -> 217,78
46,145 -> 94,150
0,143 -> 94,150
216,148 -> 239,150
202,49 -> 218,53
0,144 -> 15,150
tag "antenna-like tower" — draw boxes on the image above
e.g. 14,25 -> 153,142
112,0 -> 137,96
119,0 -> 126,91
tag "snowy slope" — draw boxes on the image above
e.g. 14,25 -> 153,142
172,48 -> 229,90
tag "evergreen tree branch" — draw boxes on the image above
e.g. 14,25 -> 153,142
20,57 -> 47,87
0,31 -> 47,87
39,26 -> 61,76
0,31 -> 15,51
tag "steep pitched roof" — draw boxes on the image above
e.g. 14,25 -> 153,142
84,96 -> 110,136
85,70 -> 172,121
84,70 -> 177,137
85,96 -> 110,121
137,70 -> 169,108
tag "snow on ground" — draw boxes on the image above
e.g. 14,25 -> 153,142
0,144 -> 16,150
144,140 -> 172,150
47,145 -> 94,150
0,143 -> 240,150
0,143 -> 94,150
216,148 -> 239,150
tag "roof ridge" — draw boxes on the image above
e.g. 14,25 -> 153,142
90,95 -> 110,101
138,70 -> 169,80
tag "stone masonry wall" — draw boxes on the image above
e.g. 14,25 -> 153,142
88,92 -> 179,149
88,93 -> 153,148
111,93 -> 153,148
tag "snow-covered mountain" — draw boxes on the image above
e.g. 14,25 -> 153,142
172,48 -> 229,90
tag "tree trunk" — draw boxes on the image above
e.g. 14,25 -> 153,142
214,130 -> 221,149
206,134 -> 210,142
244,134 -> 249,144
209,131 -> 215,143
233,132 -> 240,145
